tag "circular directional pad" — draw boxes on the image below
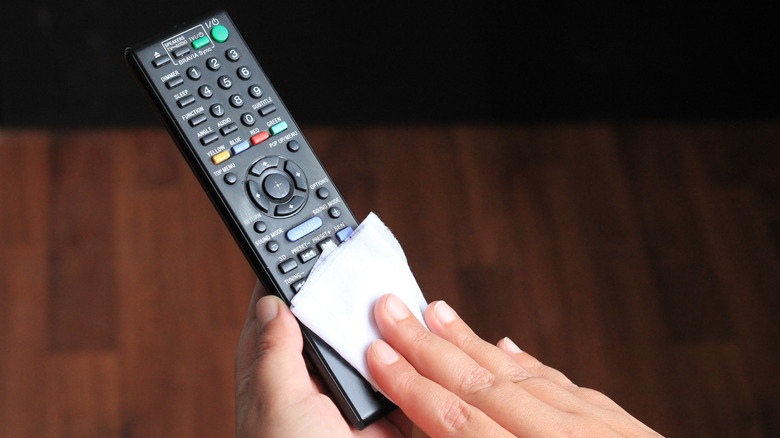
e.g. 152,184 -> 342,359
263,173 -> 292,200
246,156 -> 308,217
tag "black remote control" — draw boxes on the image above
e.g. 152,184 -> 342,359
125,10 -> 393,429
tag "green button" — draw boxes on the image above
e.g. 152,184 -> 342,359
192,36 -> 210,50
270,121 -> 288,136
211,25 -> 229,43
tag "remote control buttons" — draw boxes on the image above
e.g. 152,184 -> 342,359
245,156 -> 309,217
152,55 -> 171,68
250,131 -> 270,145
275,196 -> 305,216
337,227 -> 354,242
266,240 -> 280,253
210,104 -> 225,117
269,121 -> 288,136
253,221 -> 267,233
224,172 -> 237,185
286,216 -> 323,242
207,57 -> 221,71
259,103 -> 276,116
198,85 -> 213,99
298,248 -> 317,263
247,180 -> 271,211
217,75 -> 233,89
192,36 -> 210,50
165,76 -> 184,89
262,173 -> 292,200
249,85 -> 263,98
229,94 -> 244,108
237,66 -> 251,80
186,66 -> 202,80
279,259 -> 298,274
172,46 -> 190,59
211,25 -> 229,43
220,122 -> 238,136
226,48 -> 240,61
241,113 -> 256,126
249,156 -> 279,175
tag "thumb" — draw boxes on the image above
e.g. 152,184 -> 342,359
237,295 -> 314,409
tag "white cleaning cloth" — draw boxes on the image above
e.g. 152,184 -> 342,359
290,212 -> 428,384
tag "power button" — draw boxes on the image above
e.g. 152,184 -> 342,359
211,25 -> 229,43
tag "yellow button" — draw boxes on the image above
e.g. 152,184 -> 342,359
212,150 -> 231,165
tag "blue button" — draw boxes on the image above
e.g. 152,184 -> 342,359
231,140 -> 250,155
286,216 -> 323,242
336,226 -> 354,243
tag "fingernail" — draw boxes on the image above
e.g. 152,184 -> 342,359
433,301 -> 458,324
384,294 -> 410,321
256,296 -> 279,329
372,339 -> 400,365
502,337 -> 523,354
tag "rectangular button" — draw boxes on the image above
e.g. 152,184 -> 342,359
317,237 -> 335,252
286,216 -> 323,242
279,259 -> 298,274
200,132 -> 219,146
259,103 -> 277,116
152,56 -> 171,68
298,248 -> 318,263
192,36 -> 210,50
165,76 -> 184,89
177,95 -> 196,108
336,226 -> 354,243
291,278 -> 306,294
211,150 -> 231,165
269,121 -> 288,136
173,46 -> 190,58
220,123 -> 238,136
251,131 -> 269,145
189,114 -> 207,127
231,140 -> 250,155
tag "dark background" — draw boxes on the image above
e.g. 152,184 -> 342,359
2,2 -> 778,126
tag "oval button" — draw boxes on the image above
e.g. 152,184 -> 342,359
286,216 -> 323,242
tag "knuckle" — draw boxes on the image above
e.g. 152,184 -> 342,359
456,364 -> 495,396
407,324 -> 435,349
438,397 -> 473,434
454,331 -> 480,350
504,364 -> 532,383
572,386 -> 617,407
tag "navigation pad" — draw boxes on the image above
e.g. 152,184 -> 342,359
246,155 -> 308,217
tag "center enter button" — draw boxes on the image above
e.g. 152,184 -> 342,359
286,216 -> 323,242
262,173 -> 292,200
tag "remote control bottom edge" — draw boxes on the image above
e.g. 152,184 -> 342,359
300,326 -> 395,429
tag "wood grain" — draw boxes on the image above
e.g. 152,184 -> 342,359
1,124 -> 778,437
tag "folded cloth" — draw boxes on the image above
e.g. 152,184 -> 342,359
290,212 -> 428,385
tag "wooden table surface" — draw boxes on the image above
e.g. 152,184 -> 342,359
1,123 -> 779,437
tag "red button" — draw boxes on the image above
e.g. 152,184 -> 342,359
251,131 -> 269,145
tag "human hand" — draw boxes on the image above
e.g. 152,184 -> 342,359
367,294 -> 663,437
235,282 -> 411,438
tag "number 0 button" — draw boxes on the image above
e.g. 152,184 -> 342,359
241,113 -> 256,126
